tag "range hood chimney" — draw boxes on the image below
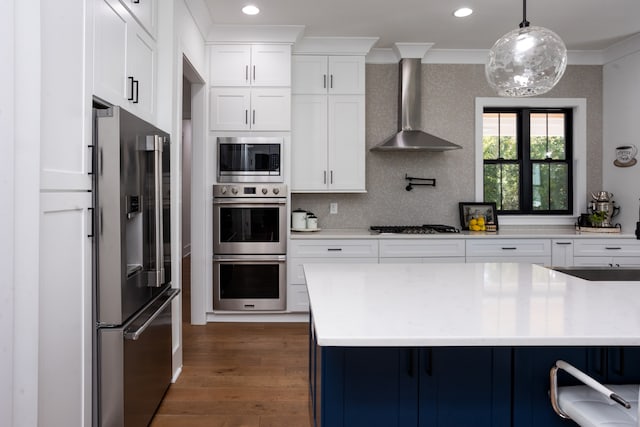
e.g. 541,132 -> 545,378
371,44 -> 462,152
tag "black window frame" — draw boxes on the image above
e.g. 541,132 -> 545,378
483,107 -> 574,215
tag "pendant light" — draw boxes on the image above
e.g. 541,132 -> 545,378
485,0 -> 567,97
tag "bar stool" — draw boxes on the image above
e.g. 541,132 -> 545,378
550,360 -> 639,426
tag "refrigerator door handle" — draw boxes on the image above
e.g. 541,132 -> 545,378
146,135 -> 166,287
124,289 -> 179,340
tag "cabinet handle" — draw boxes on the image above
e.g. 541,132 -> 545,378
501,247 -> 517,250
330,170 -> 334,184
615,263 -> 620,267
407,349 -> 415,377
128,76 -> 135,101
330,74 -> 334,88
87,145 -> 95,175
88,207 -> 95,238
132,0 -> 140,3
323,171 -> 327,184
132,79 -> 139,104
323,74 -> 327,89
245,65 -> 249,82
327,248 -> 342,252
555,242 -> 572,245
253,65 -> 256,81
245,109 -> 248,125
605,247 -> 622,250
252,109 -> 255,125
424,348 -> 433,376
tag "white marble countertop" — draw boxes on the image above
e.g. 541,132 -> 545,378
304,262 -> 640,347
290,227 -> 636,239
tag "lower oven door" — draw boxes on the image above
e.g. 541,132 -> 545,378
97,288 -> 179,427
213,254 -> 286,311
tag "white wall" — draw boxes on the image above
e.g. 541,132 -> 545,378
0,1 -> 16,425
603,35 -> 640,232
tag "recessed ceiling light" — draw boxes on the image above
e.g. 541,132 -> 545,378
453,7 -> 473,18
242,5 -> 260,15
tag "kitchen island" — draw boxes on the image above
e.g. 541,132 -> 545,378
304,262 -> 640,427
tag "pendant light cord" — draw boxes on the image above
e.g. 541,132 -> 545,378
519,0 -> 530,28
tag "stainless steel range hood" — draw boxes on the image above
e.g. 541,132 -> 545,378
371,58 -> 462,152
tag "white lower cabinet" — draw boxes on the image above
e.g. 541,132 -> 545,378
465,239 -> 552,266
379,239 -> 465,263
572,239 -> 640,267
39,192 -> 92,426
288,239 -> 379,312
551,239 -> 574,267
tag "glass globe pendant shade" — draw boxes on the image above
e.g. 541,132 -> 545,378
485,25 -> 567,97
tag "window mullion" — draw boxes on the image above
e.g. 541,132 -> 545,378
520,110 -> 532,213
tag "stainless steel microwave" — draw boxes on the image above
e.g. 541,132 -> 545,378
217,136 -> 283,183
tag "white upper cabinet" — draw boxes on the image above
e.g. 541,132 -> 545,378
210,44 -> 291,87
93,0 -> 156,123
210,88 -> 291,131
291,94 -> 365,191
292,55 -> 365,95
118,0 -> 156,37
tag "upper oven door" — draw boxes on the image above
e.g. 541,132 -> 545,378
213,198 -> 287,254
217,137 -> 282,182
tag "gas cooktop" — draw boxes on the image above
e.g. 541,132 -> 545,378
370,224 -> 460,234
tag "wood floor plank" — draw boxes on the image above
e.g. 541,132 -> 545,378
152,323 -> 313,426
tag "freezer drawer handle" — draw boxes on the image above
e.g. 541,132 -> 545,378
124,289 -> 180,341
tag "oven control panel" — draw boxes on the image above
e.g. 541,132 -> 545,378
213,183 -> 287,198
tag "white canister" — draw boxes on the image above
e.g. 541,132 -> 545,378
306,215 -> 318,230
292,209 -> 307,229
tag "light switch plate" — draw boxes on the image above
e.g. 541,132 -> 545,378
330,202 -> 338,214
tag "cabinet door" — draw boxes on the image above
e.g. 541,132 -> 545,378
126,23 -> 156,121
551,240 -> 574,267
210,44 -> 251,87
512,347 -> 595,427
209,88 -> 251,130
39,192 -> 92,427
318,347 -> 418,427
328,56 -> 366,94
291,95 -> 328,191
328,95 -> 365,191
119,0 -> 156,37
250,88 -> 291,130
250,44 -> 291,86
292,55 -> 328,94
94,0 -> 128,106
419,348 -> 511,427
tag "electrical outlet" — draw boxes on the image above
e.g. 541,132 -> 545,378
330,202 -> 338,214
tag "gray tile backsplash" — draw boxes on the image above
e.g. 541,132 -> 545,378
292,63 -> 603,229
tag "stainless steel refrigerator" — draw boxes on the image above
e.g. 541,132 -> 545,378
93,104 -> 179,427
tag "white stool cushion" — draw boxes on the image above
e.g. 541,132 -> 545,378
557,384 -> 639,427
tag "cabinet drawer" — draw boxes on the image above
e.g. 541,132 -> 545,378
466,239 -> 551,257
288,257 -> 378,284
573,239 -> 640,257
379,239 -> 465,258
289,239 -> 378,258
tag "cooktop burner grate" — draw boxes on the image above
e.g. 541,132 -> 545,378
370,224 -> 460,234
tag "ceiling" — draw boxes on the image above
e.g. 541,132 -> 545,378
203,0 -> 640,51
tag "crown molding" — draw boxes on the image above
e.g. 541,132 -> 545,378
293,36 -> 379,55
206,25 -> 306,44
367,47 -> 607,65
603,32 -> 640,64
184,0 -> 213,40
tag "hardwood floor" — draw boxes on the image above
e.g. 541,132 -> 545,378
150,256 -> 313,427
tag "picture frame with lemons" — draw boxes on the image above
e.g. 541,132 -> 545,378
459,202 -> 499,231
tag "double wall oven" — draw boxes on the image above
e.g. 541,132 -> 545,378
213,183 -> 287,311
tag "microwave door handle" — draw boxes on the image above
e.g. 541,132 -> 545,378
146,135 -> 165,288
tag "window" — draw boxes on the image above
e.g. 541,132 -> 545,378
482,108 -> 573,215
